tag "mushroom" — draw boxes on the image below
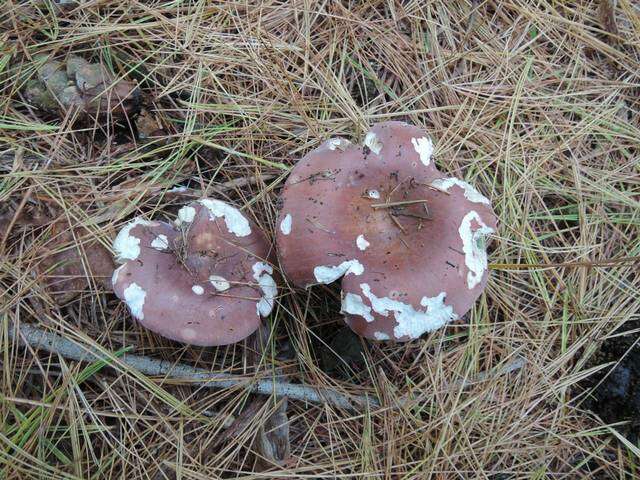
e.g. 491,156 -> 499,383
38,223 -> 116,303
275,121 -> 497,342
111,199 -> 276,346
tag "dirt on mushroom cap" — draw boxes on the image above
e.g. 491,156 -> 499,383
276,121 -> 497,342
111,200 -> 276,346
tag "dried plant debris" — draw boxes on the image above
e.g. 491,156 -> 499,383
37,223 -> 115,303
24,55 -> 141,118
0,202 -> 51,233
136,107 -> 165,139
30,0 -> 80,9
254,398 -> 290,469
598,0 -> 619,38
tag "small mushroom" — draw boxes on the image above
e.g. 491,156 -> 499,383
38,224 -> 116,303
111,199 -> 276,346
276,121 -> 497,342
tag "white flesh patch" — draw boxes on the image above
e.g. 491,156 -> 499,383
252,262 -> 277,317
341,292 -> 374,322
150,234 -> 169,251
327,138 -> 350,151
360,283 -> 457,340
374,331 -> 391,341
113,218 -> 153,262
168,185 -> 188,193
123,283 -> 146,320
366,189 -> 381,199
176,205 -> 196,225
199,199 -> 251,237
430,178 -> 491,205
192,285 -> 204,295
363,131 -> 382,154
459,211 -> 494,289
209,275 -> 230,291
313,259 -> 364,284
280,214 -> 292,235
111,265 -> 124,286
356,234 -> 370,251
411,137 -> 434,166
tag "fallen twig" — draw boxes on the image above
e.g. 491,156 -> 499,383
371,199 -> 429,209
9,321 -> 377,411
9,322 -> 528,413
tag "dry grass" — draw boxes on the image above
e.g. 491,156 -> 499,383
1,0 -> 640,478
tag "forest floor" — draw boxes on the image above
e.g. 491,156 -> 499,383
1,1 -> 640,478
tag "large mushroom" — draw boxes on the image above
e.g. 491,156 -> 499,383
276,121 -> 497,342
111,199 -> 276,346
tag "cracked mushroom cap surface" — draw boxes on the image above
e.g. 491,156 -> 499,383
276,121 -> 497,342
111,199 -> 276,346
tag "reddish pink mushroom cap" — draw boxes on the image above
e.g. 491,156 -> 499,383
111,199 -> 276,346
276,121 -> 497,341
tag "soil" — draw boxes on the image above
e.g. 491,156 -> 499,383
581,326 -> 640,442
319,326 -> 367,381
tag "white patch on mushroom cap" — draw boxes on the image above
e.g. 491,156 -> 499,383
356,234 -> 370,251
252,262 -> 277,317
430,178 -> 491,205
359,283 -> 457,339
113,218 -> 154,262
280,214 -> 292,235
341,292 -> 374,322
209,275 -> 230,291
192,285 -> 204,295
363,131 -> 383,154
366,189 -> 381,199
374,331 -> 391,341
459,211 -> 495,289
123,282 -> 146,320
176,206 -> 196,224
111,265 -> 125,286
327,138 -> 350,151
313,259 -> 364,284
150,234 -> 169,251
411,137 -> 434,166
199,199 -> 251,237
